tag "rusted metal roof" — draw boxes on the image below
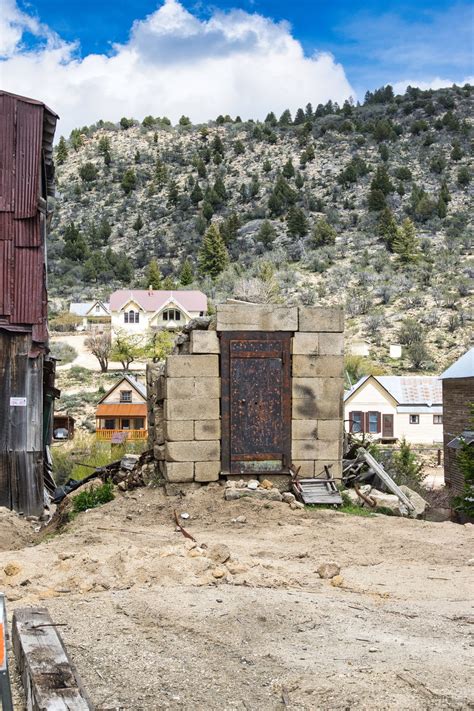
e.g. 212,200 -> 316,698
0,92 -> 58,343
96,404 -> 147,417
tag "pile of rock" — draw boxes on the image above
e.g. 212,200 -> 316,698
224,479 -> 304,509
111,452 -> 156,492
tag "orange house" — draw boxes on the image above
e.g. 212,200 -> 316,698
96,374 -> 147,441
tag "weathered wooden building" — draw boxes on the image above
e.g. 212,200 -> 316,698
0,91 -> 58,515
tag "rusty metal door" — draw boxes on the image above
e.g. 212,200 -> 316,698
221,332 -> 292,475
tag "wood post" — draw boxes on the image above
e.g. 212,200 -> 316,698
12,607 -> 93,710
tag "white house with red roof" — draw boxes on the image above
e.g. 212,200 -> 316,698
109,289 -> 208,336
344,375 -> 443,444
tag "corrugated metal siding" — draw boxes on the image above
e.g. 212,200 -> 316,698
0,241 -> 13,315
96,404 -> 148,417
11,246 -> 43,324
0,93 -> 16,213
14,99 -> 43,219
0,92 -> 57,341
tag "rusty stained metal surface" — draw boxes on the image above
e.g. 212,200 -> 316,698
0,91 -> 58,343
220,331 -> 292,475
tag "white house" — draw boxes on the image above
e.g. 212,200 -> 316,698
95,374 -> 147,441
69,300 -> 110,330
344,375 -> 443,444
109,289 -> 208,336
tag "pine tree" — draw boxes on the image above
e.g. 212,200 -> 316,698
121,169 -> 137,194
294,108 -> 306,125
437,196 -> 447,218
155,158 -> 168,187
56,136 -> 68,165
295,172 -> 304,189
393,218 -> 419,263
305,103 -> 314,120
282,158 -> 295,179
279,109 -> 292,126
286,206 -> 308,238
198,223 -> 229,278
146,258 -> 162,289
257,220 -> 277,248
63,223 -> 88,261
186,180 -> 201,205
451,140 -> 463,161
370,166 -> 393,195
220,213 -> 240,244
133,215 -> 144,235
179,258 -> 194,286
377,207 -> 398,251
167,180 -> 179,207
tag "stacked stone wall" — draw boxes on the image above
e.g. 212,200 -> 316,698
147,303 -> 344,485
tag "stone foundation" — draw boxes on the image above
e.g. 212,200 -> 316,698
147,304 -> 344,486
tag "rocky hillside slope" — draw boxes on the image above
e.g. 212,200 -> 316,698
49,84 -> 473,372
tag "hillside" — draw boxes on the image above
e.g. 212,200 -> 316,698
49,84 -> 473,373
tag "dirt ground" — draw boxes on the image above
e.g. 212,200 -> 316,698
51,333 -> 146,372
1,486 -> 473,710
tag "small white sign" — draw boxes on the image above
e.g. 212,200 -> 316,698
10,397 -> 27,407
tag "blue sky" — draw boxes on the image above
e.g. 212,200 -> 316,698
2,0 -> 473,134
16,0 -> 473,94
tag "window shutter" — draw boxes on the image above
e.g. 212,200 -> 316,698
377,412 -> 381,433
349,412 -> 354,431
364,412 -> 369,432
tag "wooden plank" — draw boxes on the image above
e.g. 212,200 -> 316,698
359,449 -> 415,512
12,607 -> 93,710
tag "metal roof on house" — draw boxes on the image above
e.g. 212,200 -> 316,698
96,403 -> 147,417
440,348 -> 474,380
69,301 -> 110,316
109,290 -> 207,314
345,375 -> 442,405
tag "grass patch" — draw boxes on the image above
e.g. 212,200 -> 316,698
72,480 -> 114,514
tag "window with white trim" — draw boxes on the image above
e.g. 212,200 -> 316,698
124,310 -> 139,324
163,308 -> 182,322
120,390 -> 132,403
433,414 -> 443,424
367,411 -> 380,434
410,414 -> 420,424
350,411 -> 363,433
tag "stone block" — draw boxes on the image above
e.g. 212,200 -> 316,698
164,420 -> 194,441
166,377 -> 220,400
163,461 -> 194,483
298,306 -> 344,332
292,439 -> 340,461
190,330 -> 220,354
317,419 -> 343,440
216,303 -> 298,331
153,444 -> 165,461
292,460 -> 315,477
156,375 -> 166,400
318,333 -> 344,356
164,398 -> 220,421
292,419 -> 318,440
194,461 -> 221,482
292,378 -> 343,419
155,420 -> 165,445
165,355 -> 219,378
194,420 -> 221,440
292,355 -> 344,378
166,440 -> 220,462
292,333 -> 319,355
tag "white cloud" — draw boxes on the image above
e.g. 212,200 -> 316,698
0,0 -> 354,137
393,76 -> 474,95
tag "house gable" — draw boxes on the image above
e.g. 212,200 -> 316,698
345,376 -> 399,409
115,298 -> 144,314
148,296 -> 193,325
98,376 -> 147,405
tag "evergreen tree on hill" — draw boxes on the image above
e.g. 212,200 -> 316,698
393,218 -> 419,263
179,258 -> 194,286
199,223 -> 229,278
145,258 -> 162,289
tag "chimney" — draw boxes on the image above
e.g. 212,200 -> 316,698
148,284 -> 153,296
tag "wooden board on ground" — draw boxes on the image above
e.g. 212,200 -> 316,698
12,607 -> 93,710
293,478 -> 343,505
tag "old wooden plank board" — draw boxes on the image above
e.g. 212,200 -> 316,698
294,478 -> 343,505
12,607 -> 93,710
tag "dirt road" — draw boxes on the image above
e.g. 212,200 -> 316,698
1,487 -> 473,710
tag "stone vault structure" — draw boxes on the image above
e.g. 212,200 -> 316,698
147,303 -> 344,488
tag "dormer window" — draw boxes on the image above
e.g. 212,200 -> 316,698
120,390 -> 132,403
124,310 -> 140,324
163,309 -> 181,322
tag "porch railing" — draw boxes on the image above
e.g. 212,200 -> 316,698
96,429 -> 148,441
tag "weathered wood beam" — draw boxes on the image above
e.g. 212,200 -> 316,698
12,607 -> 93,710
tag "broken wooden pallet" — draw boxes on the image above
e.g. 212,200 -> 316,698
12,607 -> 93,710
293,478 -> 343,505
